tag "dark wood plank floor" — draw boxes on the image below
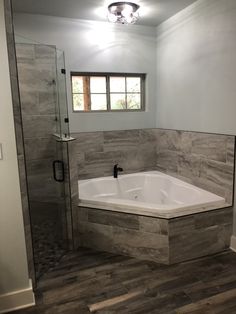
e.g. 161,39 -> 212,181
11,248 -> 236,314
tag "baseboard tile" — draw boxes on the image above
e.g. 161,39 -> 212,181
230,235 -> 236,252
0,280 -> 35,314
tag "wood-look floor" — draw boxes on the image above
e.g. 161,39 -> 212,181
11,248 -> 236,314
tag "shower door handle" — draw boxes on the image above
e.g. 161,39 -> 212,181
52,160 -> 65,182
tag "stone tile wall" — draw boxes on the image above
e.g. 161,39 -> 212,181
60,140 -> 79,249
155,129 -> 235,205
15,43 -> 59,204
169,208 -> 233,263
68,140 -> 80,248
78,207 -> 169,264
78,206 -> 233,265
71,129 -> 157,180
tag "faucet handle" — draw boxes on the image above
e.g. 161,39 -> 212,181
113,164 -> 123,178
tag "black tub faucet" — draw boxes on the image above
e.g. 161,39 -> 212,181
113,164 -> 123,178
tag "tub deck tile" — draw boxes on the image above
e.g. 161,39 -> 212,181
87,208 -> 140,230
139,216 -> 169,235
78,206 -> 233,265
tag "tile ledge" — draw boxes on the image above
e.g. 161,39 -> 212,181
78,200 -> 232,220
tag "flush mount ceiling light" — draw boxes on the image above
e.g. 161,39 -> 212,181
107,2 -> 140,25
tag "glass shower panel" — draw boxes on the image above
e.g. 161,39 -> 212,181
14,35 -> 71,281
55,49 -> 70,139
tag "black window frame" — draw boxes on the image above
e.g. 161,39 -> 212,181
71,72 -> 146,113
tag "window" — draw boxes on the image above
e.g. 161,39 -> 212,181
71,73 -> 145,112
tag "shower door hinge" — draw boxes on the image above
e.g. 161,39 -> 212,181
61,69 -> 66,74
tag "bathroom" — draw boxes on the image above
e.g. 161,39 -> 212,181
1,0 -> 236,313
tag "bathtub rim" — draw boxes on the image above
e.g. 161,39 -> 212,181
78,198 -> 231,219
78,171 -> 229,219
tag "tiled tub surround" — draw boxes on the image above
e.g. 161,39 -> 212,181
156,129 -> 235,205
72,129 -> 157,180
72,129 -> 235,206
78,206 -> 233,264
74,128 -> 235,264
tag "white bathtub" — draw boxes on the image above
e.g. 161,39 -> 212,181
78,171 -> 226,218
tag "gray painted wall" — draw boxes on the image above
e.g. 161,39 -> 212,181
0,0 -> 30,296
156,0 -> 236,135
156,0 -> 236,234
13,13 -> 157,133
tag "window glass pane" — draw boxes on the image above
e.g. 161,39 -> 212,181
110,77 -> 126,92
72,76 -> 84,93
127,94 -> 141,109
127,77 -> 141,92
90,76 -> 106,93
72,73 -> 144,112
73,94 -> 84,110
91,94 -> 107,110
110,94 -> 126,110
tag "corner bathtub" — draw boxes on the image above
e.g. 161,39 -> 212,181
78,171 -> 226,219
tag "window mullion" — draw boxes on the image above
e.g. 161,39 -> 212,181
107,75 -> 111,111
83,76 -> 90,111
141,75 -> 145,111
88,77 -> 91,111
71,72 -> 145,112
125,76 -> 127,109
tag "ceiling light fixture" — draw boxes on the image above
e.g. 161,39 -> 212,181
107,2 -> 140,25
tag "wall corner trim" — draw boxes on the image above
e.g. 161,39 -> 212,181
0,279 -> 35,314
230,235 -> 236,252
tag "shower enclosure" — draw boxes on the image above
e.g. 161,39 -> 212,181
15,36 -> 73,281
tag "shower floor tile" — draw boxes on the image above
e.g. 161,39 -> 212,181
32,220 -> 66,280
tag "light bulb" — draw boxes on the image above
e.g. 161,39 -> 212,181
107,2 -> 140,24
108,13 -> 118,22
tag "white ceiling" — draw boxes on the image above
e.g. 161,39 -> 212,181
12,0 -> 198,27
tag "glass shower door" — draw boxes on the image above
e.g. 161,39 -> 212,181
54,47 -> 75,249
15,36 -> 72,281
